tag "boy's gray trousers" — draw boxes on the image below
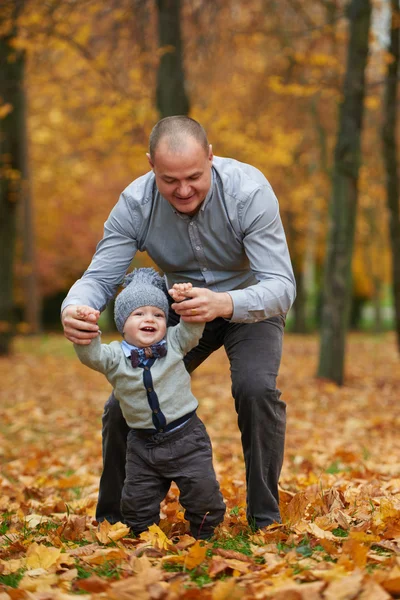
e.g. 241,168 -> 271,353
121,414 -> 225,538
97,314 -> 286,531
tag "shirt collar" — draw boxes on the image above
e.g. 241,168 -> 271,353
121,340 -> 139,357
121,339 -> 167,358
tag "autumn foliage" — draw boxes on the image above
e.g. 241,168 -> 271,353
0,332 -> 399,598
1,0 -> 392,306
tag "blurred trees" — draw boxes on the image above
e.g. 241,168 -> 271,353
318,0 -> 372,384
156,0 -> 189,117
0,0 -> 28,354
0,0 -> 397,368
382,0 -> 400,352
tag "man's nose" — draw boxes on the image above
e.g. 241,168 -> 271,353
177,182 -> 191,197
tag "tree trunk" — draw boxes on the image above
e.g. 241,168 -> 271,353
0,2 -> 26,354
156,0 -> 189,118
317,0 -> 372,384
382,0 -> 400,353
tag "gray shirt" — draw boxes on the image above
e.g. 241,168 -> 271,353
74,321 -> 204,429
62,157 -> 296,323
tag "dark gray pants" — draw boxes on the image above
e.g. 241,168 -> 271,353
97,314 -> 286,530
121,414 -> 225,538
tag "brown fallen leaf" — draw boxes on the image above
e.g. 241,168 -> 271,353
75,574 -> 110,593
213,547 -> 253,562
83,547 -> 127,565
96,519 -> 130,544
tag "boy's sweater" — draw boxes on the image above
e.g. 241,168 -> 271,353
74,320 -> 204,430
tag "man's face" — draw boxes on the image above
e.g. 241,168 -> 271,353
147,138 -> 213,216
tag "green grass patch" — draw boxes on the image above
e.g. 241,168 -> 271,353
0,569 -> 25,588
212,531 -> 252,556
332,527 -> 349,538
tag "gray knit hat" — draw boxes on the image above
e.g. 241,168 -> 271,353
114,268 -> 169,334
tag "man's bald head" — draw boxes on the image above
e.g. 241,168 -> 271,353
149,116 -> 209,160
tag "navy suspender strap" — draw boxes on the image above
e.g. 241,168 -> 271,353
140,358 -> 167,432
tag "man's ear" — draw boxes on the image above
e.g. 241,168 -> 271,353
208,144 -> 213,162
146,152 -> 154,169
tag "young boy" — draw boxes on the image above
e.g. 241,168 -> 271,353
74,268 -> 225,539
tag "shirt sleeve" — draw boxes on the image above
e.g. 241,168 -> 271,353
168,321 -> 205,356
227,185 -> 296,322
61,192 -> 140,313
74,335 -> 119,374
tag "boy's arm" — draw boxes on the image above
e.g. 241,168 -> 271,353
168,282 -> 205,355
74,334 -> 118,374
168,320 -> 205,356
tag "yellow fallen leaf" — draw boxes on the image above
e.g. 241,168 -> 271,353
139,524 -> 170,550
26,542 -> 62,570
307,522 -> 337,540
25,514 -> 50,529
19,568 -> 59,592
96,520 -> 130,544
212,578 -> 244,599
184,540 -> 207,570
0,557 -> 26,574
323,571 -> 363,600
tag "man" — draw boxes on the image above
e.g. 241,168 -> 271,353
62,116 -> 296,531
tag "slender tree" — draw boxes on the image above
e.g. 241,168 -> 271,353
0,0 -> 27,354
318,0 -> 372,384
156,0 -> 189,118
382,0 -> 400,353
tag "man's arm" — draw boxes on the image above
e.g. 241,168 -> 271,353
172,185 -> 296,323
62,192 -> 140,343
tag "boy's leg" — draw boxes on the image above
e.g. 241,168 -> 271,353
96,392 -> 130,523
223,316 -> 286,530
121,431 -> 170,535
172,417 -> 226,539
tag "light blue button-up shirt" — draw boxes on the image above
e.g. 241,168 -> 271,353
62,157 -> 296,323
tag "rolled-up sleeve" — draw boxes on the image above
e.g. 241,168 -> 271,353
227,186 -> 296,322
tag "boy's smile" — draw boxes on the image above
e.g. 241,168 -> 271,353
123,306 -> 167,347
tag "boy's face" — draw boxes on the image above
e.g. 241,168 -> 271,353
123,306 -> 167,347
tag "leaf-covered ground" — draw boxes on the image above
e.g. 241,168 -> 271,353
0,332 -> 399,599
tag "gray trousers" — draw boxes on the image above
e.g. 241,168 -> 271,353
121,414 -> 226,538
97,314 -> 286,530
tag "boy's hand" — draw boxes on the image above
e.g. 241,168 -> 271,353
62,305 -> 100,345
168,282 -> 193,303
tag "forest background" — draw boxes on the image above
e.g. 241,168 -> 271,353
1,0 -> 399,359
1,1 -> 400,598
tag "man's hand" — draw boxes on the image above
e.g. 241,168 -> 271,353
169,286 -> 233,322
62,305 -> 101,345
168,282 -> 193,303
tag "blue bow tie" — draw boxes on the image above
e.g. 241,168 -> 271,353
130,341 -> 167,368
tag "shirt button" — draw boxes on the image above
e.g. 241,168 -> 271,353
196,246 -> 201,251
147,387 -> 153,392
153,408 -> 159,414
202,267 -> 207,272
159,428 -> 164,432
144,366 -> 149,371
